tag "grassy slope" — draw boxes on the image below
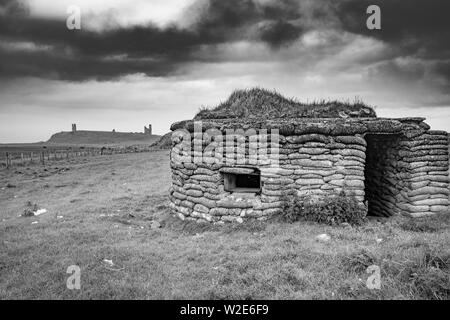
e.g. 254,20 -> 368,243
0,134 -> 161,156
47,131 -> 160,146
0,152 -> 449,299
150,132 -> 172,149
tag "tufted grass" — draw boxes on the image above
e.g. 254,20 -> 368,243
0,151 -> 449,299
194,88 -> 376,120
399,212 -> 450,233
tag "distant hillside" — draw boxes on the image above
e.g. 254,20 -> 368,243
150,132 -> 172,149
47,130 -> 160,146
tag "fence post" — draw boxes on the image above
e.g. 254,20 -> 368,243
6,152 -> 10,169
40,151 -> 45,165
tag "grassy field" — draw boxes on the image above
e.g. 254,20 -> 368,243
0,131 -> 162,160
0,151 -> 449,299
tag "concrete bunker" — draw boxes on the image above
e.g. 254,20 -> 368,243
168,89 -> 449,223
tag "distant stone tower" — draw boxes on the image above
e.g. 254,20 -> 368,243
71,123 -> 77,133
144,124 -> 152,135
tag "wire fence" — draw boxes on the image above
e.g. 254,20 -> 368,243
1,145 -> 159,169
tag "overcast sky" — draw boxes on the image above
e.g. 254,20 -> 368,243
1,0 -> 449,142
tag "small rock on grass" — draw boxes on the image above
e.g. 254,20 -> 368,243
150,221 -> 161,229
316,234 -> 331,242
103,259 -> 114,266
34,209 -> 47,216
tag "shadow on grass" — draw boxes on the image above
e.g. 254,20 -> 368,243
399,212 -> 450,233
163,215 -> 268,235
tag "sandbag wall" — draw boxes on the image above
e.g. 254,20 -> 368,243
169,130 -> 282,223
272,134 -> 366,201
397,130 -> 449,217
364,131 -> 449,217
169,117 -> 449,222
169,130 -> 369,223
364,134 -> 408,216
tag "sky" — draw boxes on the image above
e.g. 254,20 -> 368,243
0,0 -> 449,142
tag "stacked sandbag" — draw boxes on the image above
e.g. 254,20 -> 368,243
169,160 -> 222,222
364,135 -> 408,217
398,131 -> 449,217
270,134 -> 366,203
170,130 -> 280,223
170,130 -> 375,222
169,117 -> 448,223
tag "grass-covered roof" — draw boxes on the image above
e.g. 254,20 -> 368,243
194,88 -> 376,120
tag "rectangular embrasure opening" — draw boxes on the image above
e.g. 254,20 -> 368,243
223,170 -> 261,193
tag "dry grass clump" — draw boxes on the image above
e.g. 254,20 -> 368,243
337,247 -> 450,300
391,250 -> 450,300
279,192 -> 367,226
342,249 -> 378,273
22,201 -> 39,217
195,88 -> 376,120
399,212 -> 450,233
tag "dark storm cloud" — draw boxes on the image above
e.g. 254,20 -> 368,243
1,0 -> 449,84
336,0 -> 450,88
338,0 -> 450,49
0,47 -> 177,80
192,0 -> 304,46
259,20 -> 303,48
0,0 -> 307,81
0,0 -> 25,12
